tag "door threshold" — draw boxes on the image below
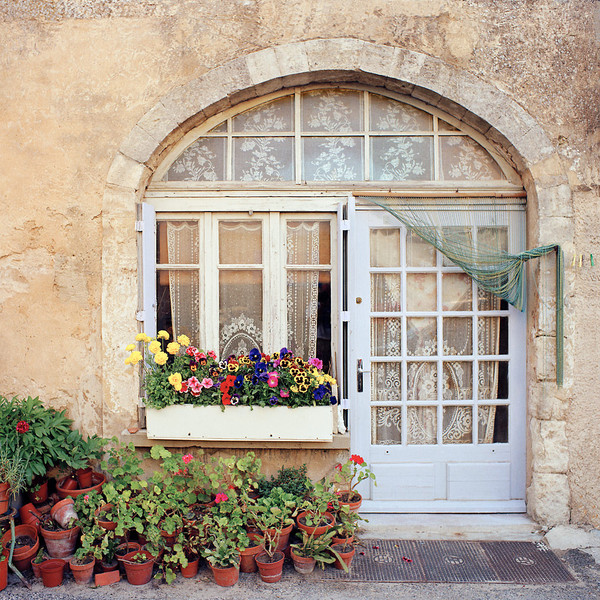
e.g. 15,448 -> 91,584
359,513 -> 543,542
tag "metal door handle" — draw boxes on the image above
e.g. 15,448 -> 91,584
357,359 -> 371,392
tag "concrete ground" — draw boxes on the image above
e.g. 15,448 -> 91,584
4,516 -> 600,600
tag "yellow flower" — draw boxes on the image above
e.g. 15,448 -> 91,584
125,344 -> 135,351
168,373 -> 183,391
290,385 -> 299,393
166,342 -> 180,355
157,330 -> 170,340
135,333 -> 151,343
177,334 -> 190,346
125,351 -> 143,365
148,340 -> 161,354
154,352 -> 168,366
299,384 -> 309,393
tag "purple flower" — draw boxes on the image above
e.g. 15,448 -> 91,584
269,396 -> 278,405
330,396 -> 338,405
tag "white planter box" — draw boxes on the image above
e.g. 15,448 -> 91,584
145,404 -> 333,442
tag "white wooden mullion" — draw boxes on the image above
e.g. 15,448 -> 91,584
295,90 -> 302,183
268,212 -> 282,353
205,214 -> 218,350
363,90 -> 370,181
433,115 -> 441,181
226,118 -> 233,181
400,223 -> 408,447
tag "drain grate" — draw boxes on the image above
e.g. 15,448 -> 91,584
319,539 -> 575,584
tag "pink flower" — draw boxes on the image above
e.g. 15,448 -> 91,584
187,376 -> 202,395
309,357 -> 323,370
279,389 -> 290,398
215,492 -> 229,504
207,351 -> 217,359
83,495 -> 89,502
186,346 -> 198,357
180,381 -> 189,393
182,453 -> 193,464
267,372 -> 279,387
200,378 -> 214,389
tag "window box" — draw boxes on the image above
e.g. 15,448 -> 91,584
145,405 -> 333,442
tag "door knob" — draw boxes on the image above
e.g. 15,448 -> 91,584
357,359 -> 371,392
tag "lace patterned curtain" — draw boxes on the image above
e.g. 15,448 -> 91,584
286,221 -> 320,358
166,222 -> 200,344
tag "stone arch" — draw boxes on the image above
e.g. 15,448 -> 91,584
103,39 -> 573,525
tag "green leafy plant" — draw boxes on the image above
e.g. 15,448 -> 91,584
257,463 -> 312,500
0,443 -> 29,496
290,528 -> 347,571
334,504 -> 365,539
332,454 -> 376,501
299,479 -> 338,528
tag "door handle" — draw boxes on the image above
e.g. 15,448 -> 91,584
357,359 -> 371,392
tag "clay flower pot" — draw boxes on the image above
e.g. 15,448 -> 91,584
60,477 -> 78,491
41,524 -> 81,558
116,541 -> 141,572
337,490 -> 362,512
255,551 -> 285,583
1,523 -> 40,571
180,557 -> 199,578
19,503 -> 43,531
0,556 -> 7,591
28,479 -> 49,504
40,558 -> 66,587
290,549 -> 316,574
296,511 -> 336,537
0,484 -> 10,514
264,522 -> 294,552
209,563 -> 239,587
56,472 -> 106,499
50,498 -> 78,529
76,467 -> 93,489
69,556 -> 95,584
332,534 -> 354,546
239,541 -> 264,573
332,543 -> 356,570
95,504 -> 117,531
122,550 -> 155,585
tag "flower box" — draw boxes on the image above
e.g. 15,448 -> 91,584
145,405 -> 333,442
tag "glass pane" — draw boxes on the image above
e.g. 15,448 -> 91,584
478,361 -> 508,400
441,226 -> 473,266
406,273 -> 437,311
301,90 -> 362,132
407,361 -> 437,401
157,221 -> 199,264
371,137 -> 433,181
440,136 -> 506,180
233,137 -> 293,181
287,221 -> 330,265
287,269 -> 321,359
219,221 -> 262,264
478,405 -> 508,443
208,122 -> 227,133
233,97 -> 293,132
478,317 -> 508,355
443,406 -> 472,444
407,406 -> 437,444
443,317 -> 473,355
443,361 -> 473,400
438,119 -> 459,131
407,317 -> 437,356
370,94 -> 432,131
478,226 -> 508,253
219,270 -> 263,357
442,273 -> 472,310
478,287 -> 504,311
371,273 -> 401,312
371,318 -> 401,356
370,229 -> 400,267
165,137 -> 225,181
372,407 -> 401,445
156,270 -> 200,347
371,363 -> 401,403
302,137 -> 363,181
406,231 -> 436,267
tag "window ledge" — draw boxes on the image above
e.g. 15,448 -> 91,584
121,430 -> 350,450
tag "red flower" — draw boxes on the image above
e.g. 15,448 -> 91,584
350,454 -> 365,465
16,421 -> 29,434
334,463 -> 342,471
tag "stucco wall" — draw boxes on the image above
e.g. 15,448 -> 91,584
1,0 -> 598,525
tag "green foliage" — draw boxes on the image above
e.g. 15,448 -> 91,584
299,479 -> 339,527
0,443 -> 29,495
290,528 -> 342,569
257,463 -> 311,500
332,454 -> 377,492
334,504 -> 366,538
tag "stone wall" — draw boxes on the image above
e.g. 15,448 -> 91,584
1,0 -> 598,526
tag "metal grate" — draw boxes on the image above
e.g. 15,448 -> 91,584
320,539 -> 575,584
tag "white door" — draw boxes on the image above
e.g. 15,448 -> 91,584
348,208 -> 526,512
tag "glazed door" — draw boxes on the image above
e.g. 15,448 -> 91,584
348,208 -> 526,512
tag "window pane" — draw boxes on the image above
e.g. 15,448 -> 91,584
219,221 -> 262,264
287,221 -> 330,265
233,137 -> 293,181
219,270 -> 263,357
157,221 -> 199,264
301,90 -> 362,132
371,363 -> 401,403
407,317 -> 437,356
406,273 -> 437,311
407,362 -> 437,401
371,137 -> 433,181
478,317 -> 508,355
443,317 -> 473,355
372,407 -> 401,445
233,97 -> 293,132
478,405 -> 508,443
287,269 -> 322,360
371,318 -> 401,356
407,406 -> 437,444
443,361 -> 473,400
442,273 -> 472,310
165,137 -> 226,181
370,95 -> 432,131
371,273 -> 401,312
302,137 -> 363,181
370,229 -> 400,267
478,226 -> 508,253
478,361 -> 508,400
443,406 -> 472,444
406,231 -> 436,267
440,136 -> 506,180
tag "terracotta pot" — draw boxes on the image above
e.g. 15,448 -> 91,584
296,511 -> 336,537
1,523 -> 40,571
28,480 -> 49,504
264,522 -> 294,552
180,557 -> 199,578
60,477 -> 78,491
95,504 -> 117,531
116,541 -> 141,571
122,550 -> 154,585
31,557 -> 47,578
0,490 -> 9,515
332,543 -> 355,570
337,490 -> 362,512
332,534 -> 354,546
0,556 -> 7,591
56,472 -> 106,499
0,483 -> 8,495
69,556 -> 95,584
239,542 -> 263,573
76,467 -> 93,489
159,527 -> 181,547
50,498 -> 78,529
290,549 -> 316,574
209,563 -> 239,587
19,503 -> 43,530
99,559 -> 119,573
40,524 -> 80,558
255,551 -> 285,583
40,558 -> 66,587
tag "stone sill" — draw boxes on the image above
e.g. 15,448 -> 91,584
121,430 -> 350,450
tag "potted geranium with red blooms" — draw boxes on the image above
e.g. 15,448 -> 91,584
332,454 -> 376,512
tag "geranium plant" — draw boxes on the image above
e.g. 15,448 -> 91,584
332,454 -> 376,502
125,332 -> 337,410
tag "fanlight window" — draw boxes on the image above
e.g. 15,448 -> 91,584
163,89 -> 508,184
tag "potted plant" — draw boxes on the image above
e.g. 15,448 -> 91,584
297,480 -> 338,536
332,454 -> 376,511
31,548 -> 48,578
201,535 -> 241,587
290,528 -> 347,573
332,504 -> 365,545
0,443 -> 29,513
39,515 -> 81,559
122,550 -> 155,585
0,523 -> 40,571
331,542 -> 356,570
69,553 -> 96,585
